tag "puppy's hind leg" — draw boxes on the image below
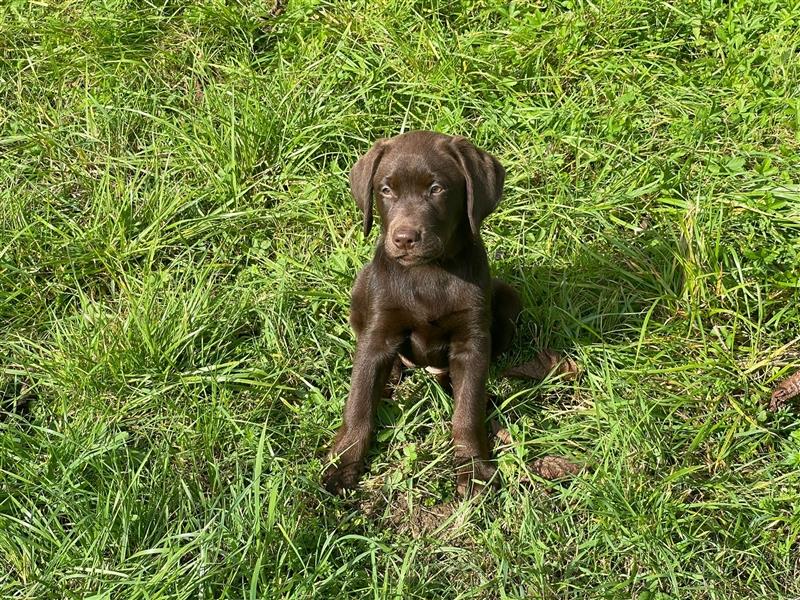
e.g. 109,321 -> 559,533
490,279 -> 522,360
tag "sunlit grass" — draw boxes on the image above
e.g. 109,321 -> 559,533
1,0 -> 799,597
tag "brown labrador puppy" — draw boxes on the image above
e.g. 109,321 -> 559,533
323,131 -> 521,496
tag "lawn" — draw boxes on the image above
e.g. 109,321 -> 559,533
1,0 -> 799,597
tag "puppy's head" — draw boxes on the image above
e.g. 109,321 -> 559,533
349,131 -> 505,266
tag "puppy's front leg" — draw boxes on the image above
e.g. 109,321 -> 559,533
323,329 -> 397,494
449,333 -> 497,497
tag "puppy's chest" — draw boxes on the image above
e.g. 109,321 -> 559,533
386,272 -> 485,369
403,287 -> 479,348
402,314 -> 455,370
402,276 -> 478,318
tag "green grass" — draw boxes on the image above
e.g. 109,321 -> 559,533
1,0 -> 800,597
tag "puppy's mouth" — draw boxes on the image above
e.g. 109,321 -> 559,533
385,242 -> 443,266
394,254 -> 432,266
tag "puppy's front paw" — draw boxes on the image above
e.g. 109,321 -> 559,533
455,456 -> 499,498
322,461 -> 363,495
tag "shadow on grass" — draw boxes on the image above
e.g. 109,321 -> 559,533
494,229 -> 684,362
0,376 -> 34,423
483,229 -> 687,441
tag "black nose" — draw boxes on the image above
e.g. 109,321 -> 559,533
392,228 -> 421,250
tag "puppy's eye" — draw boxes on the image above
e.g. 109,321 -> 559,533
380,185 -> 392,196
430,184 -> 444,194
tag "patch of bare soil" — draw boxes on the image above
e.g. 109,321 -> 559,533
359,492 -> 467,539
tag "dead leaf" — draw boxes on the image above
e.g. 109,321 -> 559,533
769,370 -> 800,411
527,456 -> 581,480
503,349 -> 579,381
270,0 -> 286,16
490,420 -> 512,446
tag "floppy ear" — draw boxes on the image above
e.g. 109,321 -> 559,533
449,137 -> 505,237
349,139 -> 388,236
